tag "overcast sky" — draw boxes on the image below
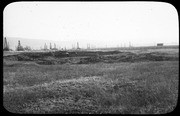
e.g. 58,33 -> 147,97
3,2 -> 179,49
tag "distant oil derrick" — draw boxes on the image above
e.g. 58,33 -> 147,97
54,43 -> 56,49
49,43 -> 58,51
50,43 -> 52,50
16,40 -> 24,51
77,42 -> 80,50
72,44 -> 75,50
87,44 -> 90,49
3,37 -> 10,51
44,43 -> 48,50
52,43 -> 58,50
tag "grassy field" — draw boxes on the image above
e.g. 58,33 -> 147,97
3,47 -> 179,114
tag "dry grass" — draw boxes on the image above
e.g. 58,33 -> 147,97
3,60 -> 178,114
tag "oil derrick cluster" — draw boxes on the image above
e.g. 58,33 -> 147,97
71,42 -> 81,50
16,40 -> 32,51
3,37 -> 25,51
51,43 -> 58,50
4,37 -> 30,51
3,37 -> 136,52
3,37 -> 10,51
3,37 -> 85,51
43,43 -> 58,51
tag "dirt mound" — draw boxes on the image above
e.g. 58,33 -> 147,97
135,52 -> 179,61
3,51 -> 178,65
76,52 -> 178,64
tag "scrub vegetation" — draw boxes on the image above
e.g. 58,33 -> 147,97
3,47 -> 179,114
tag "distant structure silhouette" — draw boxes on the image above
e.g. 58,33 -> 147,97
72,44 -> 75,50
24,46 -> 31,51
77,42 -> 80,50
50,43 -> 52,50
54,43 -> 56,49
44,43 -> 48,50
87,44 -> 90,49
16,40 -> 24,51
157,43 -> 163,46
51,43 -> 58,50
3,37 -> 10,51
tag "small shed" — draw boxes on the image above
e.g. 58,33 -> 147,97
157,43 -> 163,46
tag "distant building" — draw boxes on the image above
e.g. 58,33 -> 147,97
157,43 -> 163,46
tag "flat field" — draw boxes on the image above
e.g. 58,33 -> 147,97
3,46 -> 179,114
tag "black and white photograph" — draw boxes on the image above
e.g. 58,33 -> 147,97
3,1 -> 179,114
